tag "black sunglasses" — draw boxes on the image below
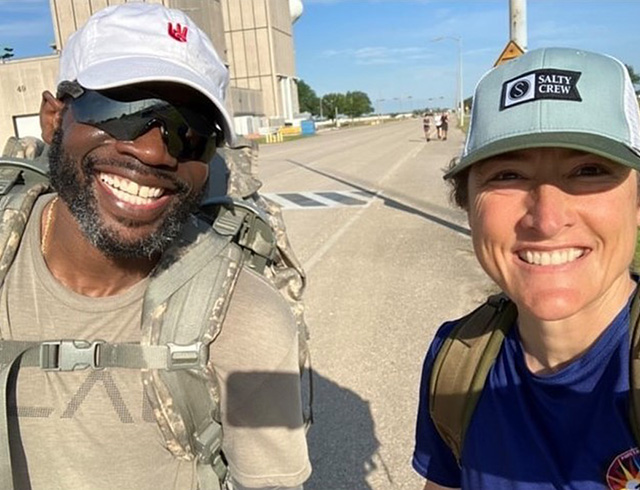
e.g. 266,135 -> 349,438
68,89 -> 223,162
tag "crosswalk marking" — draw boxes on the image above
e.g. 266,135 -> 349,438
262,190 -> 376,210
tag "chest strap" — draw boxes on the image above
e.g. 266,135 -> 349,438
0,339 -> 207,371
0,338 -> 209,489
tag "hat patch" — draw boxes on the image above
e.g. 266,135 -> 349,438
168,23 -> 188,42
500,69 -> 581,110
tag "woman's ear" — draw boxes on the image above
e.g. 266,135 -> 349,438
40,91 -> 66,144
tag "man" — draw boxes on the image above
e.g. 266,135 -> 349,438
0,3 -> 310,489
413,47 -> 640,489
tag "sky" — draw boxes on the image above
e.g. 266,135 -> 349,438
293,0 -> 640,113
1,0 -> 640,114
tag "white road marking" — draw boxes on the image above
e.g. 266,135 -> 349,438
302,143 -> 423,272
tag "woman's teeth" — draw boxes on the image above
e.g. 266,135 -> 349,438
519,248 -> 585,266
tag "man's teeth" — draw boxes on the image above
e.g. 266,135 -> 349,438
99,173 -> 164,204
520,248 -> 584,266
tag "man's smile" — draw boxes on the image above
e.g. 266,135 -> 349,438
99,172 -> 166,206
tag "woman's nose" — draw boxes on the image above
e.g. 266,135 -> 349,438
520,183 -> 575,237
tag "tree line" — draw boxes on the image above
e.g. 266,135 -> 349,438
297,80 -> 374,119
298,64 -> 640,120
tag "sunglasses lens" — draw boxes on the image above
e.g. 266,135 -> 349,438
70,90 -> 219,162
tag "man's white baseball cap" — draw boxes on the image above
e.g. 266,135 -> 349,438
57,2 -> 236,146
445,47 -> 640,178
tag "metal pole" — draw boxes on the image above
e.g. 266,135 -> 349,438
509,0 -> 528,50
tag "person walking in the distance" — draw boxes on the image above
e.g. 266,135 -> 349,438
413,47 -> 640,489
423,113 -> 433,142
439,112 -> 449,141
434,112 -> 443,140
0,3 -> 311,490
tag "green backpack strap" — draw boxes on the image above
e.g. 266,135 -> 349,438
0,215 -> 242,490
0,227 -> 239,490
0,336 -> 214,490
628,285 -> 640,445
0,159 -> 50,489
429,293 -> 517,463
140,216 -> 245,488
210,199 -> 277,274
0,161 -> 49,287
431,283 -> 640,464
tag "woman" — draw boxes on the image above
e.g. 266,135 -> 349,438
413,47 -> 640,489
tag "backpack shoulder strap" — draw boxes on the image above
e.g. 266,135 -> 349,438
0,215 -> 238,490
211,198 -> 277,273
0,159 -> 49,286
141,217 -> 244,488
429,293 -> 517,463
0,158 -> 50,490
627,284 -> 640,446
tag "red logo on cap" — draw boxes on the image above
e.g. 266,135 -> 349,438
168,23 -> 188,42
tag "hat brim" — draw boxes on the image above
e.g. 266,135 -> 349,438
445,132 -> 640,179
73,56 -> 237,147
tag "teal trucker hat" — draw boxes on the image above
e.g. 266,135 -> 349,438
445,47 -> 640,178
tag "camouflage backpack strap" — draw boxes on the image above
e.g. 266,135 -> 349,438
0,156 -> 49,490
0,157 -> 49,286
211,196 -> 314,429
206,138 -> 313,429
627,283 -> 640,446
253,193 -> 313,428
429,293 -> 517,463
210,199 -> 277,274
0,218 -> 240,490
140,217 -> 244,490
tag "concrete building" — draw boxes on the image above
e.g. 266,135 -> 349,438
0,0 -> 303,144
224,0 -> 303,135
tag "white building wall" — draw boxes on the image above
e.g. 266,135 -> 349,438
0,0 -> 302,142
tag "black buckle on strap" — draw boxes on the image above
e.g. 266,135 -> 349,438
40,340 -> 105,371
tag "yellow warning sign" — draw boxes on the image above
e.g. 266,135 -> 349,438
494,40 -> 525,67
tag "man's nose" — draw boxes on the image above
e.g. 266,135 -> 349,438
113,123 -> 178,169
520,183 -> 575,237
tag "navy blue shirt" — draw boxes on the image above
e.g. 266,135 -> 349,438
413,300 -> 640,489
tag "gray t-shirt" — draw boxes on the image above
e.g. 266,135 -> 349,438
0,195 -> 311,489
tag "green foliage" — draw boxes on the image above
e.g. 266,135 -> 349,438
343,91 -> 374,118
297,79 -> 374,119
322,93 -> 344,119
297,80 -> 319,115
1,46 -> 14,63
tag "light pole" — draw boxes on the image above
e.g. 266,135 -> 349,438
393,97 -> 401,114
432,36 -> 464,127
510,0 -> 528,50
375,98 -> 385,119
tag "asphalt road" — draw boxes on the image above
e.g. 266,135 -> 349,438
258,118 -> 495,489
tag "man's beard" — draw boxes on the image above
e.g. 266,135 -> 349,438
48,128 -> 204,259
